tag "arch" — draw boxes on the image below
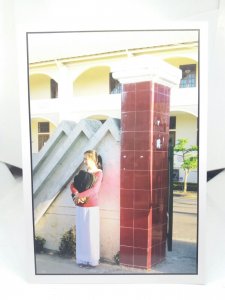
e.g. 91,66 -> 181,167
169,110 -> 198,148
73,66 -> 111,96
29,73 -> 58,100
31,117 -> 57,153
29,70 -> 58,82
31,116 -> 58,126
170,108 -> 198,118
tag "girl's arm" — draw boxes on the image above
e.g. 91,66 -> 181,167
77,170 -> 103,199
70,183 -> 78,195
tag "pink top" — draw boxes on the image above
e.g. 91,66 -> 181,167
70,170 -> 103,207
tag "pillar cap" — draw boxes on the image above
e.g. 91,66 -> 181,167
112,55 -> 182,87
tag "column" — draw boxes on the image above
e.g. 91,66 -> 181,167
112,56 -> 181,269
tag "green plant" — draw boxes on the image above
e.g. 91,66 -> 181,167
173,182 -> 198,192
34,236 -> 46,253
114,251 -> 120,265
59,227 -> 76,257
174,138 -> 198,193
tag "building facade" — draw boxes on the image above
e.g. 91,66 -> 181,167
29,36 -> 198,183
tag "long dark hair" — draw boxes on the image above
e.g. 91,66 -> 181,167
84,150 -> 103,170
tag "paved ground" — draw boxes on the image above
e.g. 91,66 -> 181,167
36,192 -> 198,275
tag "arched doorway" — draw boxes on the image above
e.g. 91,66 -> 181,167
73,66 -> 111,96
170,111 -> 198,183
29,74 -> 58,100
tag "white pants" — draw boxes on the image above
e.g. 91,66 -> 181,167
76,206 -> 100,266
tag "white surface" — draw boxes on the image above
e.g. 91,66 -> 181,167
0,0 -> 22,168
1,0 -> 225,296
0,162 -> 16,198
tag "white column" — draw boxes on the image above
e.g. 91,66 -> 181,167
56,61 -> 73,100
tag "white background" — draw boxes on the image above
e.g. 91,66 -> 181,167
1,0 -> 225,298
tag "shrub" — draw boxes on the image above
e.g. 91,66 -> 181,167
35,236 -> 46,253
173,181 -> 198,192
59,227 -> 76,257
114,251 -> 120,265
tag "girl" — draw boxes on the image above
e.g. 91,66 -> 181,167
70,150 -> 103,268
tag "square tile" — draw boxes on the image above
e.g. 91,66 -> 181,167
123,83 -> 135,92
134,131 -> 150,151
134,170 -> 150,190
161,188 -> 169,204
135,90 -> 152,111
136,81 -> 151,91
134,190 -> 149,210
134,228 -> 148,248
120,208 -> 133,228
158,84 -> 165,95
153,112 -> 162,132
120,227 -> 133,247
151,188 -> 163,207
165,86 -> 170,96
154,83 -> 159,92
121,132 -> 135,150
152,132 -> 163,151
135,111 -> 151,131
122,91 -> 136,112
133,247 -> 148,268
152,224 -> 164,246
120,245 -> 133,266
134,209 -> 150,229
152,170 -> 163,189
121,170 -> 134,189
162,133 -> 169,151
152,207 -> 165,225
121,150 -> 135,170
161,151 -> 168,169
121,112 -> 135,131
161,169 -> 169,188
134,151 -> 151,171
151,244 -> 161,266
161,114 -> 170,133
152,151 -> 163,170
120,189 -> 134,208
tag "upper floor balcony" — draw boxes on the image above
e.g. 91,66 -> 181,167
30,86 -> 198,123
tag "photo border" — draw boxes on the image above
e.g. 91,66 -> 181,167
20,24 -> 207,284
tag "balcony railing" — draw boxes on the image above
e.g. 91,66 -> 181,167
170,87 -> 198,107
30,94 -> 122,116
30,87 -> 198,118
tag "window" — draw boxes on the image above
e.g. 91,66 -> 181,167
169,116 -> 176,130
109,73 -> 122,94
38,122 -> 49,133
179,64 -> 196,88
38,122 -> 50,151
50,79 -> 58,98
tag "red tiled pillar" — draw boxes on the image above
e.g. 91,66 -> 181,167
113,56 -> 181,269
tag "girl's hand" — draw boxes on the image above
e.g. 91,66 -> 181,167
73,195 -> 79,205
77,197 -> 88,204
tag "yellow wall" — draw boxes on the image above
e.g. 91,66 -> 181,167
73,66 -> 110,96
171,112 -> 197,146
30,74 -> 51,100
31,118 -> 56,153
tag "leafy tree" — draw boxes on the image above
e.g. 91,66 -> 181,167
174,138 -> 198,193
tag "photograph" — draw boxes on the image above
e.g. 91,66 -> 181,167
27,30 -> 199,275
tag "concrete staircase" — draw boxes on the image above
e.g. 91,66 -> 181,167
33,118 -> 120,224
